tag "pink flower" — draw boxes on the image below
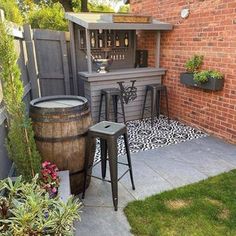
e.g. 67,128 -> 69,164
42,161 -> 51,168
52,187 -> 57,193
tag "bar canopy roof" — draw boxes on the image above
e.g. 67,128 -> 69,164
65,13 -> 173,30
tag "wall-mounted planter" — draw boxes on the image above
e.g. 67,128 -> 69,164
180,72 -> 224,91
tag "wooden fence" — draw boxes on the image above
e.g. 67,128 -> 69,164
0,10 -> 75,179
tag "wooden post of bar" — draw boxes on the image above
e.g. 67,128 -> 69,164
69,22 -> 79,95
23,24 -> 41,98
85,29 -> 92,74
155,31 -> 161,68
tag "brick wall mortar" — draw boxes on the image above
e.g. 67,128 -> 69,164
131,0 -> 236,143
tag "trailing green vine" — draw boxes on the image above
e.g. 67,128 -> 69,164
0,22 -> 41,181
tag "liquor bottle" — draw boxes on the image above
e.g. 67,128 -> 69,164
107,35 -> 112,47
115,34 -> 120,47
124,33 -> 129,47
91,32 -> 95,48
80,36 -> 84,48
98,33 -> 103,48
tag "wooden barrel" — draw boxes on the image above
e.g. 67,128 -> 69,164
30,95 -> 95,194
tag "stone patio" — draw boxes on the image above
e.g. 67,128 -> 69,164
75,136 -> 236,236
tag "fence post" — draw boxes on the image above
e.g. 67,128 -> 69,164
23,24 -> 41,99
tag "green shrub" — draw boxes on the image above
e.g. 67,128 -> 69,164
185,54 -> 204,73
194,70 -> 223,84
0,175 -> 81,235
0,22 -> 41,181
28,2 -> 68,31
0,0 -> 24,24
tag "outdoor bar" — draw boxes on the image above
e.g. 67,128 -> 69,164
65,13 -> 173,121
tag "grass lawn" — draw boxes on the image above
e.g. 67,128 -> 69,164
124,169 -> 236,236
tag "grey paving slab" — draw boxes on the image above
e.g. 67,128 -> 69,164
75,136 -> 236,236
79,177 -> 135,208
75,206 -> 132,236
119,159 -> 173,199
143,156 -> 209,187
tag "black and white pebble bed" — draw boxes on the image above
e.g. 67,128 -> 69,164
94,116 -> 208,163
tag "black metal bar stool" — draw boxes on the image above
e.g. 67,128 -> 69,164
82,121 -> 135,211
98,88 -> 126,123
141,84 -> 170,126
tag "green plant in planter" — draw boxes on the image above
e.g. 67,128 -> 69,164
0,175 -> 81,235
0,22 -> 41,180
194,70 -> 223,84
185,54 -> 204,72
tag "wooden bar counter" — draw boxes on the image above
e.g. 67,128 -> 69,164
79,67 -> 166,122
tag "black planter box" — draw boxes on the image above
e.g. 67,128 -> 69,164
180,72 -> 224,91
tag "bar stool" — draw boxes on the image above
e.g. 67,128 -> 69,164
98,88 -> 126,123
141,84 -> 170,126
82,121 -> 135,211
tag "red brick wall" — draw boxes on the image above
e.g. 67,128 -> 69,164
131,0 -> 236,143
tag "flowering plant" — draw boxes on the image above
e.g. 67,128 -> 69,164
40,161 -> 60,197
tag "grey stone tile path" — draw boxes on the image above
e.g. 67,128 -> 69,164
75,136 -> 236,236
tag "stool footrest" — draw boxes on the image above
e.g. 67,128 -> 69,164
89,168 -> 130,183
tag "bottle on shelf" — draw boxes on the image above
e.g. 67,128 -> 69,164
115,34 -> 120,47
107,34 -> 112,47
124,33 -> 129,47
98,33 -> 103,48
91,32 -> 96,48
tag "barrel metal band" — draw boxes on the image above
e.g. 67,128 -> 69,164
31,115 -> 88,123
35,132 -> 87,142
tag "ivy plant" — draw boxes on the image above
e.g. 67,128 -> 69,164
0,22 -> 41,181
185,54 -> 204,73
0,175 -> 81,235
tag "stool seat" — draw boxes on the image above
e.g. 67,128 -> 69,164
89,121 -> 126,137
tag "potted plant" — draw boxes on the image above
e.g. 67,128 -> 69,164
180,55 -> 224,91
0,175 -> 81,235
180,54 -> 204,82
193,70 -> 224,91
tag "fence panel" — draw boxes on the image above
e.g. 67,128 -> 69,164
33,29 -> 72,96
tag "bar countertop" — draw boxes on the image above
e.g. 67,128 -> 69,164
79,67 -> 166,82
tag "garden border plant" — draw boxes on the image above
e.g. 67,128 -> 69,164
180,54 -> 224,91
0,21 -> 41,180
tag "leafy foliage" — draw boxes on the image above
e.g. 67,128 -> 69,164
28,2 -> 68,31
194,70 -> 223,84
0,175 -> 81,235
185,54 -> 204,72
118,4 -> 130,13
0,22 -> 41,181
0,0 -> 24,24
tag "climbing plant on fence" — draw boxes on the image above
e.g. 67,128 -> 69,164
0,22 -> 41,181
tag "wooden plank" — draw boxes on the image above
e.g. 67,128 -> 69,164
155,31 -> 161,68
39,72 -> 65,79
60,33 -> 71,95
34,29 -> 64,41
23,82 -> 32,98
85,29 -> 92,74
24,24 -> 41,98
69,22 -> 78,95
